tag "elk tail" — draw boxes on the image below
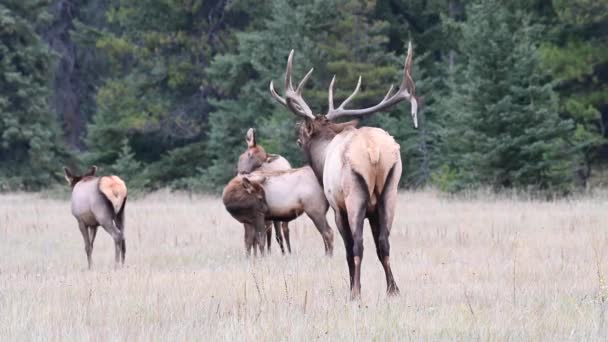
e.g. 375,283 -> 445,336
115,196 -> 127,231
367,141 -> 380,165
98,176 -> 128,231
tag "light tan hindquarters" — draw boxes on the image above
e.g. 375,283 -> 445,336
98,176 -> 127,214
345,127 -> 400,198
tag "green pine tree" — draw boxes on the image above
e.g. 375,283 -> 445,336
437,0 -> 575,192
0,0 -> 67,190
85,0 -> 250,189
110,139 -> 148,191
539,0 -> 608,185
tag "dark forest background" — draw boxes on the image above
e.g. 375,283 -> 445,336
1,0 -> 607,193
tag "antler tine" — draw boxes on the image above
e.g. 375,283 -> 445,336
325,42 -> 418,128
328,75 -> 336,111
337,75 -> 362,110
399,41 -> 415,97
269,50 -> 316,119
285,50 -> 295,91
269,81 -> 287,106
296,67 -> 314,94
382,84 -> 394,102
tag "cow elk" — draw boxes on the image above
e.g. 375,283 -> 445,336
222,167 -> 334,257
269,42 -> 418,298
63,166 -> 128,269
238,128 -> 292,254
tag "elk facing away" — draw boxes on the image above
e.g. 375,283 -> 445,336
63,166 -> 127,269
238,128 -> 293,254
222,167 -> 334,257
269,43 -> 418,298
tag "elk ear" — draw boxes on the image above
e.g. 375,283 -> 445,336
242,177 -> 256,194
246,128 -> 256,148
329,119 -> 358,133
302,121 -> 314,138
84,165 -> 97,177
266,154 -> 280,163
63,167 -> 74,185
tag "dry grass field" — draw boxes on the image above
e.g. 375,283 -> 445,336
1,190 -> 607,341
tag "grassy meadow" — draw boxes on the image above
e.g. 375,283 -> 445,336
0,190 -> 607,340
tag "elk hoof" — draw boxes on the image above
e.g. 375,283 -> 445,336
387,284 -> 400,296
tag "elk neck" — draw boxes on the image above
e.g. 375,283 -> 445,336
306,137 -> 330,184
301,119 -> 358,185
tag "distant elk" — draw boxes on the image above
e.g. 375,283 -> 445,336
222,166 -> 334,257
63,166 -> 127,269
269,43 -> 418,298
237,128 -> 293,254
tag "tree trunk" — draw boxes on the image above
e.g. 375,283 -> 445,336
44,0 -> 85,150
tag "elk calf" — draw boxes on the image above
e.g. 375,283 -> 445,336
64,166 -> 127,268
238,128 -> 292,254
222,167 -> 334,257
222,176 -> 268,256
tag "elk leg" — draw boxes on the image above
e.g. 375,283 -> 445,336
281,222 -> 292,254
307,212 -> 334,256
373,162 -> 401,295
265,221 -> 273,254
255,216 -> 267,256
345,183 -> 368,300
334,209 -> 354,291
273,221 -> 285,254
78,220 -> 92,269
88,226 -> 98,245
369,211 -> 399,295
88,225 -> 99,267
100,219 -> 125,267
244,224 -> 256,257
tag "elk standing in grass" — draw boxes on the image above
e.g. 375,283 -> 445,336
269,43 -> 418,298
64,166 -> 127,269
223,167 -> 334,257
238,128 -> 293,254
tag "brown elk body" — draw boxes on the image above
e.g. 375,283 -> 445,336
63,166 -> 128,269
222,167 -> 334,257
237,128 -> 293,254
222,176 -> 268,256
269,43 -> 418,298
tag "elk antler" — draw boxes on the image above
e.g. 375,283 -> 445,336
246,128 -> 256,148
326,42 -> 418,128
269,50 -> 316,120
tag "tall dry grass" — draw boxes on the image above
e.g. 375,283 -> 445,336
0,189 -> 607,340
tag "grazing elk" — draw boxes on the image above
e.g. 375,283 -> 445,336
222,167 -> 334,257
238,128 -> 293,254
63,166 -> 128,269
222,175 -> 268,256
269,43 -> 418,298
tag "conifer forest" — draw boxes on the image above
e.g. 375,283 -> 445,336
1,0 -> 607,194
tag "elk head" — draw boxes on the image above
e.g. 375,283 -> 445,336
270,42 -> 418,157
223,174 -> 269,222
63,166 -> 97,188
237,128 -> 270,174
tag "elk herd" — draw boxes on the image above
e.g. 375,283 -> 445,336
64,43 -> 417,299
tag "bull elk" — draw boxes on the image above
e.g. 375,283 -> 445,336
269,43 -> 418,298
222,167 -> 334,257
63,166 -> 127,269
238,128 -> 292,254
